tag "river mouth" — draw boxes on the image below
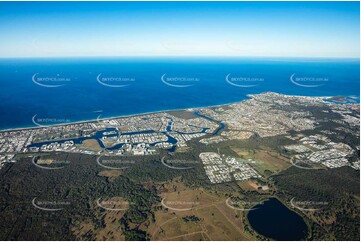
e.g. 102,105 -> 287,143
247,197 -> 308,241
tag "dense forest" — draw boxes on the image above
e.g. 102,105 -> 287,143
272,166 -> 360,240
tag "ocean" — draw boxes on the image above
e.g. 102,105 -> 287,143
0,57 -> 359,130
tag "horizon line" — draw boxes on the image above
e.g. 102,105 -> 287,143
0,55 -> 359,60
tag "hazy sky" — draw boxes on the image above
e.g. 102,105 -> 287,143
0,1 -> 359,58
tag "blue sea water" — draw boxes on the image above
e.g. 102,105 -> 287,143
0,57 -> 359,130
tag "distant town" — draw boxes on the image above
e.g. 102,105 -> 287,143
0,92 -> 359,184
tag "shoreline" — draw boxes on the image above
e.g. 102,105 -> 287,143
0,99 -> 246,133
0,92 -> 355,133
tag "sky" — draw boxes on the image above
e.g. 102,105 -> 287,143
0,1 -> 359,58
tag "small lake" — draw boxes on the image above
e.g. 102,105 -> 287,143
247,198 -> 308,241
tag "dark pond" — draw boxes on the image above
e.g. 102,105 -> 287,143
247,197 -> 308,241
